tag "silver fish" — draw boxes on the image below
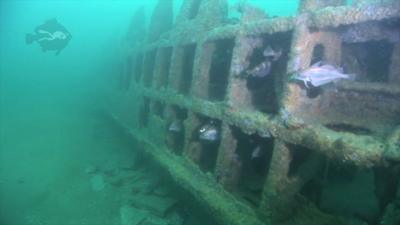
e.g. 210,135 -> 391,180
247,60 -> 271,78
168,120 -> 183,132
199,121 -> 219,141
263,46 -> 282,61
251,146 -> 261,159
291,61 -> 355,88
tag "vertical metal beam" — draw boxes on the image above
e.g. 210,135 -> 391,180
283,14 -> 314,114
183,112 -> 203,163
147,0 -> 173,43
152,49 -> 164,89
214,124 -> 241,191
259,140 -> 292,222
191,42 -> 215,99
168,47 -> 185,90
389,43 -> 400,84
226,35 -> 259,110
318,31 -> 342,66
175,0 -> 200,22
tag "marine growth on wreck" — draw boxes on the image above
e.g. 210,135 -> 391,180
108,0 -> 400,225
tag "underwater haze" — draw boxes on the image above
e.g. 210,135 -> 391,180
0,1 -> 161,225
0,1 -> 300,225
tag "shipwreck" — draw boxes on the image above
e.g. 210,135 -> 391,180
106,0 -> 400,224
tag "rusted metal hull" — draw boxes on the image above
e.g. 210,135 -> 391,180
107,0 -> 400,224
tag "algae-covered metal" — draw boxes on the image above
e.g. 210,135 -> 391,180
107,0 -> 400,225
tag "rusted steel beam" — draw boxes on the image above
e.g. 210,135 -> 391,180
214,124 -> 241,192
146,0 -> 173,43
167,47 -> 185,90
299,0 -> 345,12
389,44 -> 400,84
190,42 -> 211,99
259,140 -> 292,223
336,82 -> 400,96
175,0 -> 201,22
182,112 -> 203,163
308,2 -> 400,28
206,17 -> 295,41
227,35 -> 262,109
126,6 -> 146,48
207,24 -> 240,41
340,20 -> 400,44
137,3 -> 400,50
151,49 -> 163,89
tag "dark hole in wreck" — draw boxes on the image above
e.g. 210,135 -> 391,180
246,31 -> 292,114
208,38 -> 234,101
305,44 -> 326,98
231,127 -> 273,207
134,52 -> 144,82
299,160 -> 400,225
157,47 -> 173,88
138,97 -> 150,128
143,49 -> 157,87
187,0 -> 202,20
166,106 -> 188,155
121,55 -> 133,90
179,44 -> 197,94
311,44 -> 325,66
189,115 -> 221,173
342,40 -> 393,83
153,101 -> 165,119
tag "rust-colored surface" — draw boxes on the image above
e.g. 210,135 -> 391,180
107,0 -> 400,225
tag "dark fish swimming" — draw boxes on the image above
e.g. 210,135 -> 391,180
246,46 -> 282,78
251,145 -> 261,159
199,120 -> 219,142
26,18 -> 72,55
246,60 -> 271,78
263,46 -> 282,61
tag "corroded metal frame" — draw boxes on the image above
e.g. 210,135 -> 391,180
107,0 -> 400,225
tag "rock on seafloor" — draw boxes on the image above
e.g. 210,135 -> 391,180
120,205 -> 148,225
129,193 -> 179,217
120,204 -> 183,225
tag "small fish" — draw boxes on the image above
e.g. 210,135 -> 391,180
26,18 -> 72,55
291,61 -> 355,88
245,46 -> 282,78
246,60 -> 271,78
199,121 -> 219,141
251,146 -> 261,159
168,120 -> 183,132
263,46 -> 282,61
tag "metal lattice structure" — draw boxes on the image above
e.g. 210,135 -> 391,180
107,0 -> 400,224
